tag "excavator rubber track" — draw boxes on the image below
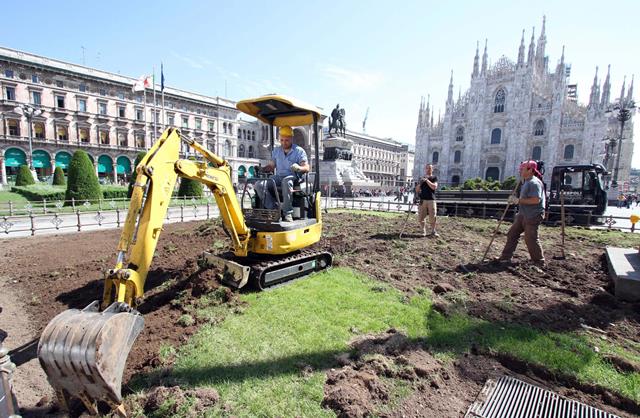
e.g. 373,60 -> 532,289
204,249 -> 333,290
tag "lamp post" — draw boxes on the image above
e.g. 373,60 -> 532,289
605,96 -> 636,189
14,104 -> 42,172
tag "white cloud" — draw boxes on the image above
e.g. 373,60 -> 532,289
321,64 -> 384,91
170,51 -> 205,69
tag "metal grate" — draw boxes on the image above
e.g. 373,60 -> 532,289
466,375 -> 620,418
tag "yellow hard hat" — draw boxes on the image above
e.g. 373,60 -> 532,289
280,126 -> 293,138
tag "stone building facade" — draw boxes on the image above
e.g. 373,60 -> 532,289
413,17 -> 635,188
0,46 -> 268,186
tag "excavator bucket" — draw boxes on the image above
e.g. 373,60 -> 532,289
37,301 -> 144,410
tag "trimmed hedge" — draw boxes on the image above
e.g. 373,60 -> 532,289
52,167 -> 66,186
65,151 -> 101,204
11,185 -> 128,201
15,165 -> 35,186
101,185 -> 128,199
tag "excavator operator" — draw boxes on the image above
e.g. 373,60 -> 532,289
255,125 -> 309,222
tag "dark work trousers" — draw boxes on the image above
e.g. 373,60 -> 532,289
500,213 -> 545,262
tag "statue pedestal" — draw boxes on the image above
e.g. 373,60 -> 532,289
319,135 -> 377,193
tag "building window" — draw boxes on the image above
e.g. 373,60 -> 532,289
7,119 -> 19,136
79,83 -> 86,92
31,91 -> 41,105
494,88 -> 505,113
238,144 -> 245,158
208,121 -> 214,132
118,133 -> 127,146
99,88 -> 106,96
55,80 -> 64,88
78,98 -> 87,112
79,128 -> 90,143
55,95 -> 65,109
181,116 -> 188,128
195,118 -> 202,130
490,128 -> 501,144
118,106 -> 126,118
136,108 -> 143,121
135,95 -> 142,103
564,144 -> 574,160
432,151 -> 439,164
57,126 -> 68,141
224,140 -> 231,157
99,131 -> 109,144
251,131 -> 256,141
5,86 -> 15,101
248,145 -> 254,158
534,120 -> 545,136
238,129 -> 242,139
98,102 -> 107,115
223,122 -> 227,134
451,175 -> 460,186
34,122 -> 45,139
168,114 -> 175,126
485,167 -> 500,181
532,146 -> 541,161
5,69 -> 14,78
454,150 -> 461,163
135,134 -> 145,148
117,92 -> 125,100
455,126 -> 464,141
31,74 -> 39,83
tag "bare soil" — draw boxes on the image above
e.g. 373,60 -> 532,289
1,212 -> 639,417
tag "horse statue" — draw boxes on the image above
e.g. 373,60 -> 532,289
328,104 -> 347,137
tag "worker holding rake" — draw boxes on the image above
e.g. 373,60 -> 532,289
496,160 -> 546,266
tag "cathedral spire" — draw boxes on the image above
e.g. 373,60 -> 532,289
619,75 -> 626,103
588,66 -> 600,108
472,41 -> 480,78
556,45 -> 565,76
417,96 -> 424,127
601,64 -> 611,107
628,75 -> 634,102
527,27 -> 535,67
517,29 -> 525,67
447,70 -> 454,105
481,39 -> 488,76
535,16 -> 547,70
430,110 -> 434,128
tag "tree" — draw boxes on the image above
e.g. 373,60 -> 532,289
52,166 -> 66,186
127,152 -> 147,198
65,150 -> 101,204
15,165 -> 35,186
501,176 -> 518,191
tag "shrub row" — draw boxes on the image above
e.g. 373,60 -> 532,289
11,185 -> 128,201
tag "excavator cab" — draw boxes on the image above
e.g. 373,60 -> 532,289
37,94 -> 332,416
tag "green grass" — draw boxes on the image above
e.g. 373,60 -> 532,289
0,191 -> 28,204
132,267 -> 640,416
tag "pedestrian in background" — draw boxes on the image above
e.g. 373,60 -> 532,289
415,164 -> 438,237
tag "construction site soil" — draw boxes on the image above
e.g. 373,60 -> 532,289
2,212 -> 639,417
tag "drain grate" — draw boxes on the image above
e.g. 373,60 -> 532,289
465,375 -> 619,418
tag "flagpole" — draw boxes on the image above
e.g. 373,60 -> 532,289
152,66 -> 157,140
143,86 -> 147,148
161,62 -> 165,131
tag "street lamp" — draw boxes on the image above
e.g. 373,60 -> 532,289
14,104 -> 42,172
605,94 -> 636,189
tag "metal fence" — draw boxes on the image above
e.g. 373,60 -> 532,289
1,196 -> 637,238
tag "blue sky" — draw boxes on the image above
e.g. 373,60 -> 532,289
3,0 -> 640,166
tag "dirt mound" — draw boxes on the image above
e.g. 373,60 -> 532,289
139,385 -> 219,417
323,368 -> 389,418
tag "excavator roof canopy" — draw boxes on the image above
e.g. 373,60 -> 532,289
236,94 -> 326,127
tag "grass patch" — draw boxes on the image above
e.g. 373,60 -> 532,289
0,191 -> 29,205
565,227 -> 639,247
135,267 -> 640,416
159,268 -> 430,417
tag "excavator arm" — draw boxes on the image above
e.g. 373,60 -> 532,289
38,128 -> 251,416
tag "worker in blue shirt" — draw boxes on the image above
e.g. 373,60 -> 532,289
255,126 -> 309,222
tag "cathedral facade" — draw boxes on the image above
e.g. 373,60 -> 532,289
413,17 -> 635,189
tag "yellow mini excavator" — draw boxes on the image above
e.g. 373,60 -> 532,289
37,95 -> 332,416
